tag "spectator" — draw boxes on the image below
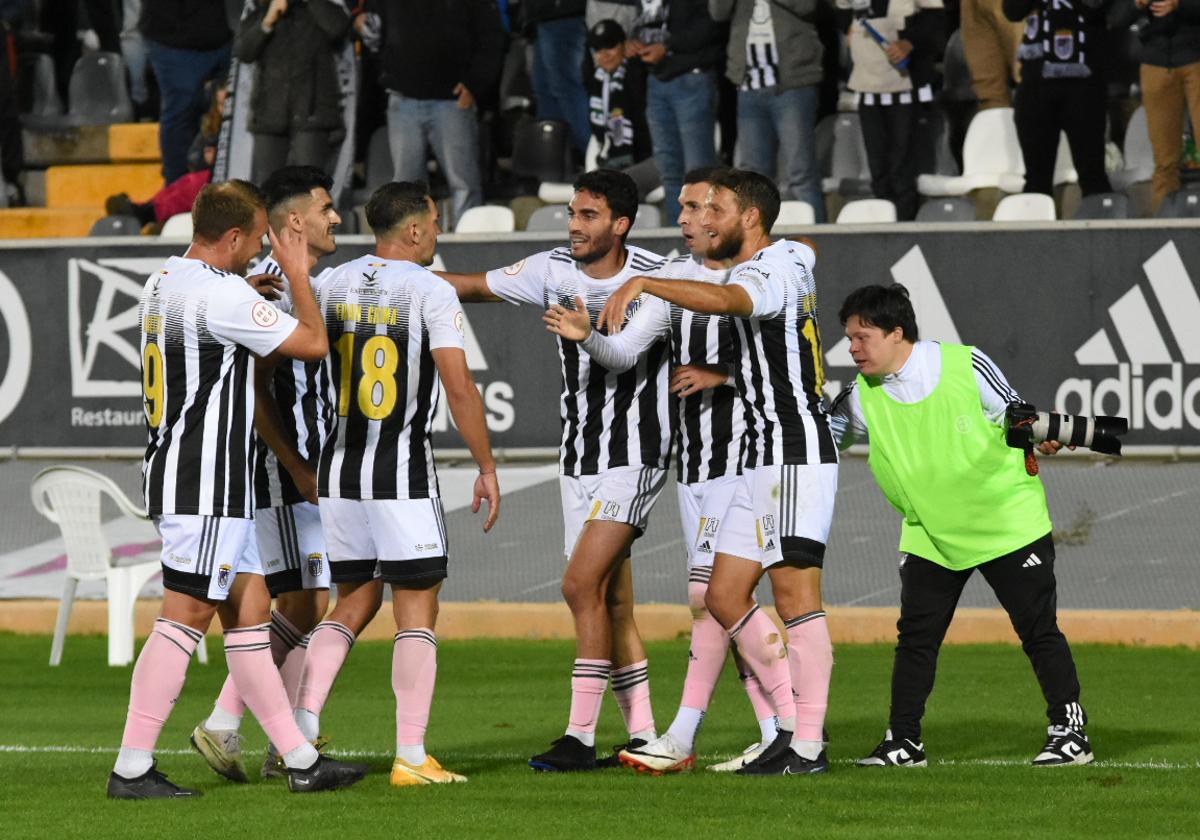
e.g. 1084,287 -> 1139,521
142,0 -> 232,183
839,0 -> 945,221
586,19 -> 653,168
45,0 -> 121,105
587,0 -> 641,30
525,0 -> 593,156
356,0 -> 506,220
630,0 -> 726,225
960,0 -> 1021,109
713,0 -> 826,221
120,0 -> 152,120
1004,0 -> 1113,198
1117,0 -> 1200,212
235,0 -> 350,182
1,0 -> 25,205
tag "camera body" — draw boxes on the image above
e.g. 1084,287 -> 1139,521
1005,402 -> 1129,457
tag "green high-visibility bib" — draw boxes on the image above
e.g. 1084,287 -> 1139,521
856,343 -> 1052,571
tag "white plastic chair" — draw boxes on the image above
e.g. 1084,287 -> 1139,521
1111,106 -> 1153,190
159,212 -> 193,238
31,466 -> 207,667
454,205 -> 516,233
918,107 -> 1023,196
632,203 -> 662,230
822,112 -> 872,194
992,192 -> 1056,221
526,204 -> 570,232
776,200 -> 817,227
836,198 -> 898,224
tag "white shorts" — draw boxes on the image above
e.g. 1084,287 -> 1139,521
255,502 -> 331,595
560,466 -> 668,558
676,475 -> 743,579
714,463 -> 838,569
156,514 -> 261,602
318,497 -> 448,588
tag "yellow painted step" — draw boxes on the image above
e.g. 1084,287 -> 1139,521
45,162 -> 162,208
108,123 -> 160,162
0,207 -> 104,238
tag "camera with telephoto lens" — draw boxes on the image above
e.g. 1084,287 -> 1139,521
1005,402 -> 1129,457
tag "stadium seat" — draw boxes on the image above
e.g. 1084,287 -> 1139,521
632,203 -> 662,230
363,126 -> 393,198
1110,107 -> 1153,191
526,203 -> 569,231
1074,192 -> 1130,220
941,31 -> 975,103
915,197 -> 976,222
18,52 -> 63,128
992,192 -> 1056,221
455,205 -> 516,233
62,52 -> 134,126
776,200 -> 817,227
822,112 -> 872,196
513,120 -> 573,185
31,466 -> 207,668
585,135 -> 602,172
836,198 -> 897,223
160,212 -> 193,238
918,107 -> 1022,196
89,215 -> 142,236
644,185 -> 665,204
1156,189 -> 1200,218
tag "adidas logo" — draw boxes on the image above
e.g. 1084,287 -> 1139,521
1057,242 -> 1200,431
1021,552 -> 1043,568
697,539 -> 713,554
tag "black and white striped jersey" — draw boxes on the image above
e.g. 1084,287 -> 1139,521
727,239 -> 838,468
579,254 -> 744,485
741,0 -> 780,91
317,254 -> 466,500
485,245 -> 670,477
828,341 -> 1022,447
252,257 -> 334,509
140,256 -> 300,518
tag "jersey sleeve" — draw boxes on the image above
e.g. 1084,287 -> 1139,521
207,279 -> 299,357
827,381 -> 869,449
484,251 -> 552,307
423,280 -> 468,351
728,259 -> 785,319
579,296 -> 671,373
971,347 -> 1021,425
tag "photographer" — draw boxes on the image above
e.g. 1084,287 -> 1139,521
829,284 -> 1094,768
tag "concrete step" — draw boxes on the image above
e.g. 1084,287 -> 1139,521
0,207 -> 103,238
22,123 -> 161,167
45,162 -> 161,208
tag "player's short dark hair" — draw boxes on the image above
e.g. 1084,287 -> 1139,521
838,283 -> 920,342
192,179 -> 265,242
260,165 -> 333,214
683,166 -> 731,186
710,168 -> 780,234
573,168 -> 639,232
365,181 -> 432,234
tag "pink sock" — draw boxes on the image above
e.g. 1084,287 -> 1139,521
728,606 -> 793,722
296,621 -> 355,715
611,660 -> 655,738
784,611 -> 834,742
680,584 -> 729,711
211,610 -> 302,720
279,635 -> 308,706
566,659 -> 610,744
735,651 -> 780,723
121,618 -> 201,750
393,629 -> 438,749
224,624 -> 306,755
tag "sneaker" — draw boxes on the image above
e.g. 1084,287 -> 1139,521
528,735 -> 597,772
107,762 -> 202,799
597,738 -> 647,768
285,755 -> 369,793
736,746 -> 829,776
731,729 -> 792,773
263,735 -> 330,780
190,723 -> 248,783
708,741 -> 768,773
1033,725 -> 1094,767
857,729 -> 927,768
619,733 -> 695,775
390,755 -> 467,786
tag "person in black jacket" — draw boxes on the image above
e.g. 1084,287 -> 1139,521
527,0 -> 593,156
1004,0 -> 1113,197
357,0 -> 506,218
143,0 -> 233,183
630,0 -> 727,225
586,19 -> 653,168
236,0 -> 351,181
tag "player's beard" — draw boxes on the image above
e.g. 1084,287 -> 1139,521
573,230 -> 617,265
706,225 -> 743,262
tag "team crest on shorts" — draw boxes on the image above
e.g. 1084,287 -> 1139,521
217,564 -> 233,589
307,553 -> 323,578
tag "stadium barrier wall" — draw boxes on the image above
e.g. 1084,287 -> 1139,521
3,221 -> 1200,451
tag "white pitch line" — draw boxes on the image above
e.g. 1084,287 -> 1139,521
1095,487 -> 1196,524
1,745 -> 1196,770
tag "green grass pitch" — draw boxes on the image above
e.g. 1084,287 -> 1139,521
2,634 -> 1196,839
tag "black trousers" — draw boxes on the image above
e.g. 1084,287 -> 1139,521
1014,76 -> 1111,197
888,533 -> 1086,740
858,99 -> 919,221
